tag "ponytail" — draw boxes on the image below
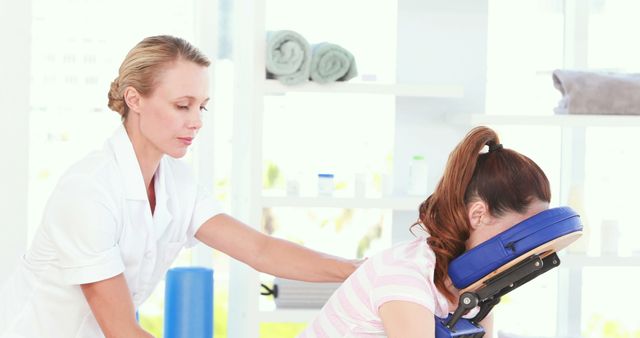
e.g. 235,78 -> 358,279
414,126 -> 550,302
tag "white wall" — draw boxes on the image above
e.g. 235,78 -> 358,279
392,0 -> 489,243
0,0 -> 31,283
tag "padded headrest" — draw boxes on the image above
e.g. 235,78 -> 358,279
448,206 -> 582,290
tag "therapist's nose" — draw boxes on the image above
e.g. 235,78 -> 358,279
187,111 -> 203,131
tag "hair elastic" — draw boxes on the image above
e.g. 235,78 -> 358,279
489,143 -> 503,152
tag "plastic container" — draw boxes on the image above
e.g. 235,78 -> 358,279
354,173 -> 366,198
286,179 -> 300,197
407,155 -> 429,196
601,219 -> 620,256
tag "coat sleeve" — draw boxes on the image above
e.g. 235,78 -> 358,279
45,174 -> 124,285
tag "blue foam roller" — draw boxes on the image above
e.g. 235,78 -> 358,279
164,267 -> 214,338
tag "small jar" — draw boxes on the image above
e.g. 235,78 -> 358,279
317,173 -> 334,196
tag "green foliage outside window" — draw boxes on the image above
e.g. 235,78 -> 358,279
140,285 -> 308,338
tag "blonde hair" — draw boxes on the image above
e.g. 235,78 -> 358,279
107,35 -> 210,120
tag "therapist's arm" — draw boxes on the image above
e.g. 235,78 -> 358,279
81,274 -> 154,338
195,213 -> 358,282
379,300 -> 435,338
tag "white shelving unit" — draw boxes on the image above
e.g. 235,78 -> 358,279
261,196 -> 425,210
450,113 -> 640,127
224,1 -> 640,337
264,79 -> 464,98
226,1 -> 472,337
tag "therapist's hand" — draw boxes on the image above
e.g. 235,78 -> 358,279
81,273 -> 155,338
353,257 -> 367,268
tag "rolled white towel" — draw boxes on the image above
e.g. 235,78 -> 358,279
266,30 -> 311,85
552,69 -> 640,115
309,42 -> 358,84
273,278 -> 341,309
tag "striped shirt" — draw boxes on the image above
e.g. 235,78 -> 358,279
298,237 -> 451,338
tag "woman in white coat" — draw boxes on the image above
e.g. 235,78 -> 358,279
0,35 -> 358,338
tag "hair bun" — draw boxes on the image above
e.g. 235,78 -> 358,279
107,78 -> 125,115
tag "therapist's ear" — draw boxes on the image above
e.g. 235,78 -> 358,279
468,201 -> 488,230
123,87 -> 142,114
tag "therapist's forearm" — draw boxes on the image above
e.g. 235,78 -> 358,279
253,236 -> 356,282
104,326 -> 154,338
116,326 -> 155,338
195,214 -> 357,282
81,274 -> 155,338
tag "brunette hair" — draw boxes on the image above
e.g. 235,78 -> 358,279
107,35 -> 210,120
414,126 -> 551,302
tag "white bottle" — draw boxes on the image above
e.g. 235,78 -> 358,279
600,219 -> 620,256
286,179 -> 301,197
353,173 -> 366,198
407,155 -> 429,196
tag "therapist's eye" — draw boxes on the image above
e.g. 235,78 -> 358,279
199,106 -> 208,112
176,104 -> 189,110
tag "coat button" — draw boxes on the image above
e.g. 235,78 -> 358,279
144,250 -> 153,259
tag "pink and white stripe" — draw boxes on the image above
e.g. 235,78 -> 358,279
298,237 -> 450,338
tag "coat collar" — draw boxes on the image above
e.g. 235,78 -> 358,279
152,159 -> 173,238
108,125 -> 148,201
108,125 -> 174,238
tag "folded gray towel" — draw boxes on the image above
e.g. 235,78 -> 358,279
552,69 -> 640,115
265,30 -> 311,85
309,42 -> 358,84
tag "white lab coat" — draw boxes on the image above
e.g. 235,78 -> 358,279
0,126 -> 222,338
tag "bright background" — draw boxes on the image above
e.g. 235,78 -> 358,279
1,0 -> 639,337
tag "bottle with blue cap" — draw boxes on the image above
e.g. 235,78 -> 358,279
317,173 -> 334,196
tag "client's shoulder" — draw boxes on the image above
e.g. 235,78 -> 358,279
370,237 -> 435,274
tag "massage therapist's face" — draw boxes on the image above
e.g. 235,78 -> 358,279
137,59 -> 210,159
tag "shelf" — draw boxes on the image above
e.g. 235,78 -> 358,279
258,309 -> 319,323
451,113 -> 640,127
260,196 -> 424,210
560,254 -> 640,268
263,79 -> 464,98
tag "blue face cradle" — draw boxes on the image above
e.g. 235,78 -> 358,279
435,206 -> 583,338
449,206 -> 583,290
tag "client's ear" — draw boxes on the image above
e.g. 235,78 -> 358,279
468,201 -> 488,230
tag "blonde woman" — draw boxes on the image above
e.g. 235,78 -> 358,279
0,36 -> 358,338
